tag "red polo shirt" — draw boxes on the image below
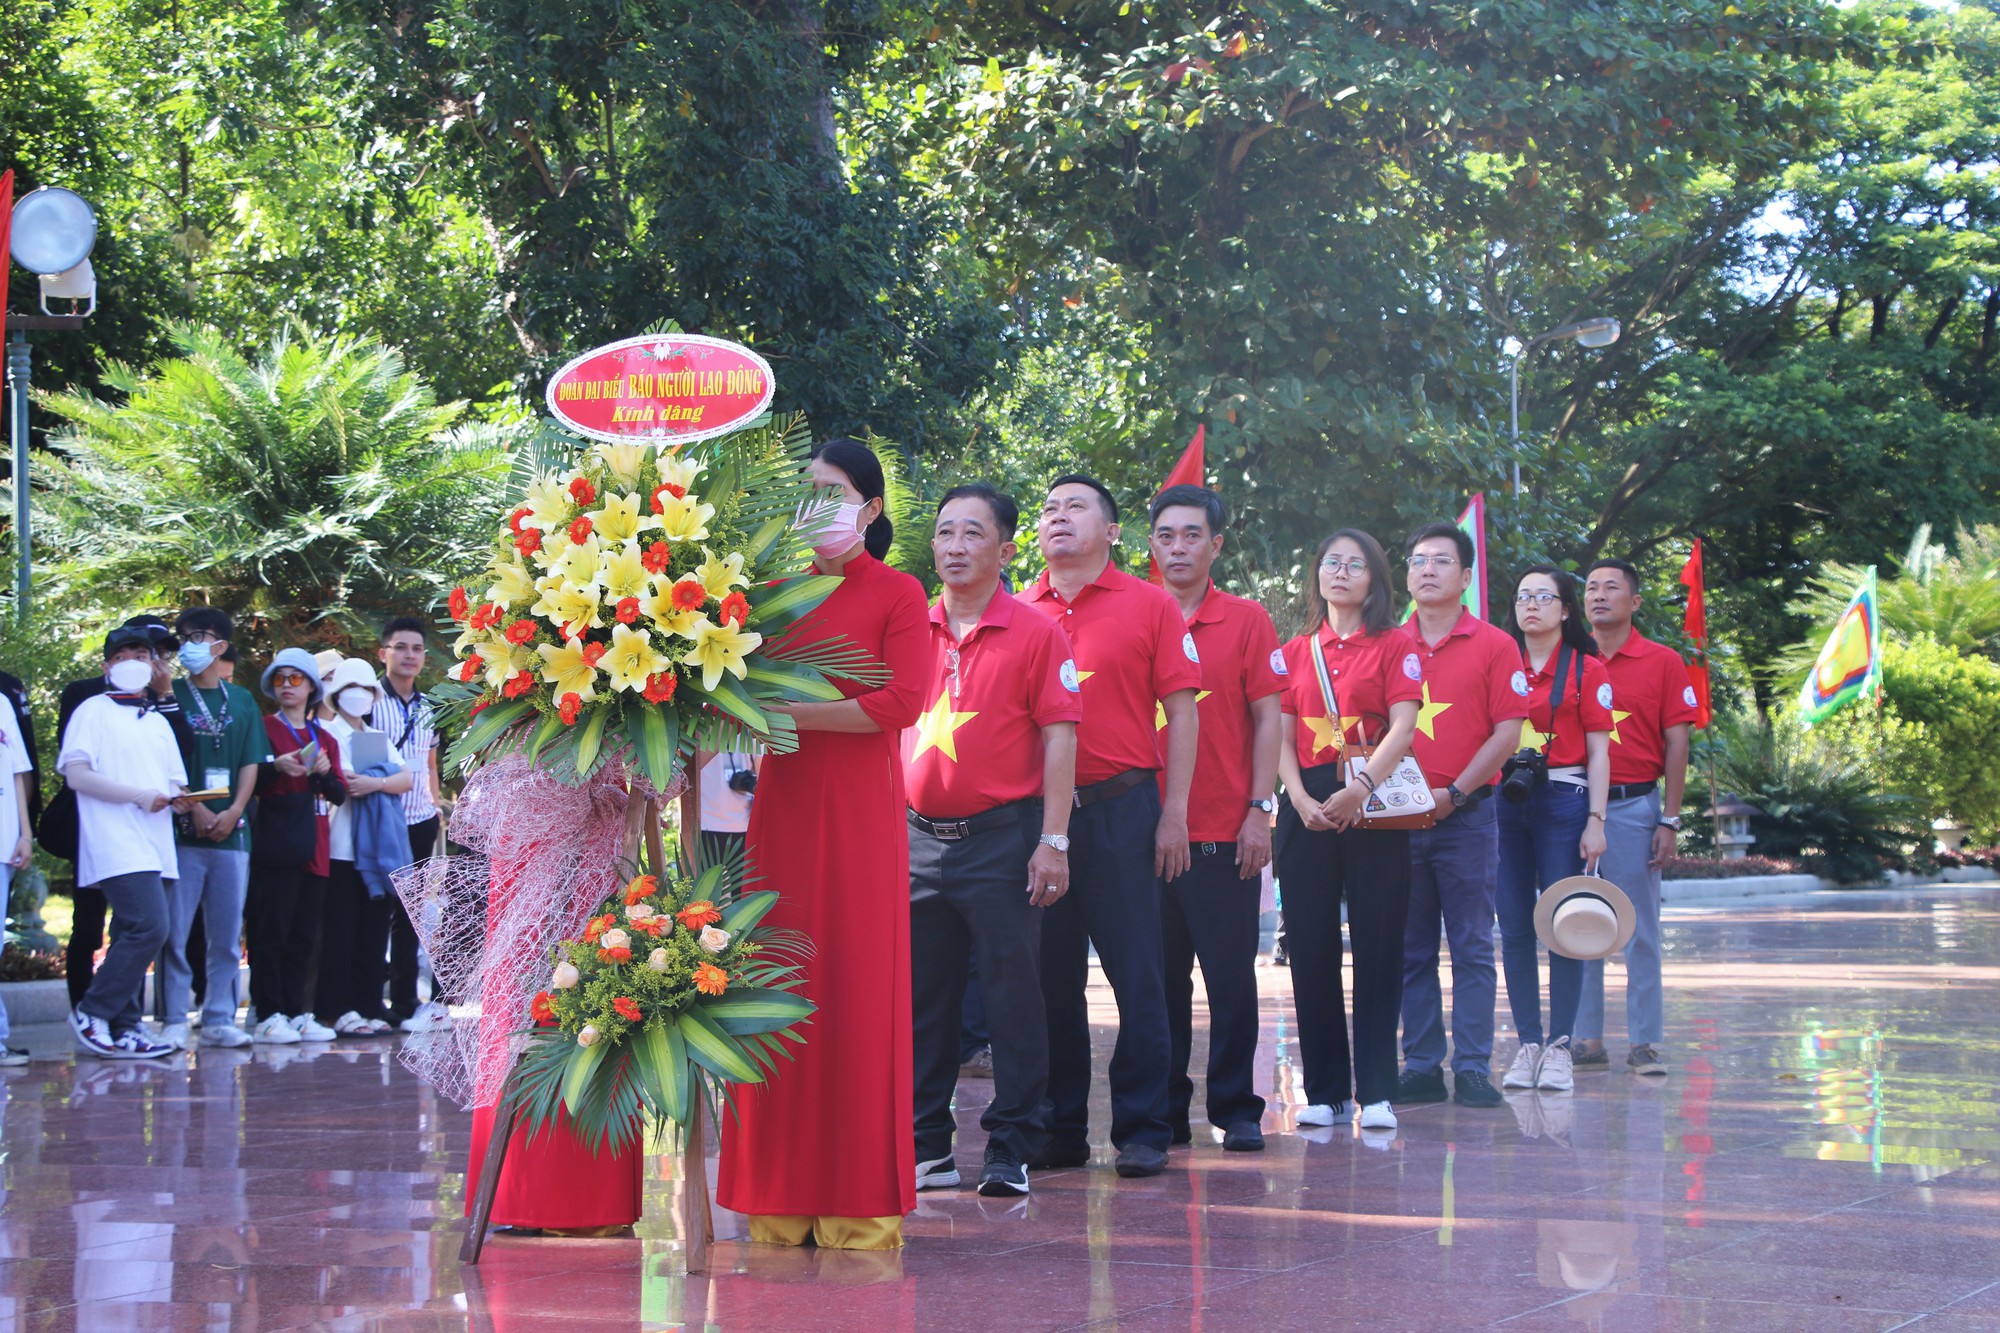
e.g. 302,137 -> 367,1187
1402,609 -> 1530,788
1601,629 -> 1699,785
903,588 -> 1083,819
1519,647 -> 1616,768
1023,561 -> 1204,785
1155,583 -> 1287,842
1279,622 -> 1425,768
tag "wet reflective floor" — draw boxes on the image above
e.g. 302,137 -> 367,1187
4,887 -> 1999,1331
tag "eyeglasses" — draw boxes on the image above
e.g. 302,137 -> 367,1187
1407,554 -> 1459,570
182,629 -> 222,644
1515,591 -> 1560,607
1319,557 -> 1369,576
271,669 -> 311,687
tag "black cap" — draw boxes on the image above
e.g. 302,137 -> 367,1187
102,625 -> 155,659
122,614 -> 179,651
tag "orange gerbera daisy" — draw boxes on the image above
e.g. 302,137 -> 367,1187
530,992 -> 556,1024
612,996 -> 642,1022
641,540 -> 672,574
516,527 -> 542,557
582,912 -> 616,943
623,875 -> 658,906
598,945 -> 633,965
569,476 -> 596,505
676,900 -> 722,931
449,586 -> 471,622
568,515 -> 594,545
718,591 -> 751,627
642,671 -> 677,703
693,963 -> 728,996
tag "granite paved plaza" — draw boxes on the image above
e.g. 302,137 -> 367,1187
3,886 -> 1997,1331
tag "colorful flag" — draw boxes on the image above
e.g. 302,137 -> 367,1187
1679,539 -> 1712,729
1456,493 -> 1488,621
1798,567 -> 1881,725
1146,425 -> 1206,585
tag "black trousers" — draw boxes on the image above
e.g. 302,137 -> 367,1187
910,802 -> 1049,1163
317,859 -> 392,1023
1162,843 -> 1267,1132
65,886 -> 107,1007
245,861 -> 328,1020
1040,781 -> 1172,1153
1273,763 -> 1412,1108
386,815 -> 438,1016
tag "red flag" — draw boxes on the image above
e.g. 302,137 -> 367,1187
1,170 -> 13,357
1679,539 -> 1713,729
1146,425 -> 1206,584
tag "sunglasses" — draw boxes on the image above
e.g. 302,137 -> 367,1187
271,669 -> 312,687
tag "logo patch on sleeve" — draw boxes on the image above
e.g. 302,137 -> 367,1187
1598,683 -> 1615,709
1510,670 -> 1530,696
1060,660 -> 1081,692
1683,685 -> 1699,708
1182,632 -> 1201,663
1402,653 -> 1422,681
1269,648 -> 1289,676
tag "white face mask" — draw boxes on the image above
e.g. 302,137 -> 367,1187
107,659 -> 154,693
336,686 -> 375,717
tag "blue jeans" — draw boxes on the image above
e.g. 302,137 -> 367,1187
162,847 -> 249,1029
0,864 -> 12,1044
1576,790 -> 1665,1046
79,870 -> 172,1033
1401,796 -> 1499,1076
1495,781 -> 1589,1046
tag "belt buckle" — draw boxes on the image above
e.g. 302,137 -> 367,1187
934,820 -> 965,841
1198,841 -> 1218,857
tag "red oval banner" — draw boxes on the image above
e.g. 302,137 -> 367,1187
545,334 -> 776,445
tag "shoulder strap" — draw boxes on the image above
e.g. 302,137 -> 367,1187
1308,633 -> 1341,750
1550,644 -> 1571,714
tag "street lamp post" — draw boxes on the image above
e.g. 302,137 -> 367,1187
5,185 -> 99,621
1507,315 -> 1621,498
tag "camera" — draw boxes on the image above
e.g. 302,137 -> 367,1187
1499,749 -> 1548,804
726,768 -> 758,796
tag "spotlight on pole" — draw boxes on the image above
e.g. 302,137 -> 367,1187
1507,315 -> 1622,497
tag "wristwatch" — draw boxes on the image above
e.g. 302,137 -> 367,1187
1248,797 -> 1275,814
1039,833 -> 1071,853
1658,816 -> 1683,831
1447,783 -> 1469,809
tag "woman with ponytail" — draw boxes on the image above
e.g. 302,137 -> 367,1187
717,438 -> 929,1249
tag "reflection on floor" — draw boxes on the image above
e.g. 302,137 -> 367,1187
4,887 -> 2000,1330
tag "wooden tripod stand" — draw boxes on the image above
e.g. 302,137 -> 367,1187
460,771 -> 715,1271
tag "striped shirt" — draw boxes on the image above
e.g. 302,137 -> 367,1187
371,682 -> 439,824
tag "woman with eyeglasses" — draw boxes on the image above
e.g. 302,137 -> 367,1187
244,648 -> 348,1045
1273,529 -> 1423,1134
1496,566 -> 1613,1096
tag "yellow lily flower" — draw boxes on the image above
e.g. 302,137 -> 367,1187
602,622 -> 669,693
522,471 -> 571,532
594,490 -> 653,544
538,637 -> 601,702
640,577 -> 703,638
483,640 -> 538,691
656,451 -> 703,495
654,491 -> 715,543
530,576 -> 603,636
684,615 -> 763,692
484,558 -> 538,609
550,531 -> 602,586
595,542 -> 652,603
593,441 -> 647,486
694,547 -> 750,601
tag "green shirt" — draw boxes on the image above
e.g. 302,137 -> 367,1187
172,680 -> 273,853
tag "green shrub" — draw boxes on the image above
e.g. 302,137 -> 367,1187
1709,712 -> 1920,883
1869,638 -> 2000,840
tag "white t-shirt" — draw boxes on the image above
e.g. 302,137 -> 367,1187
699,751 -> 755,834
57,694 -> 187,887
325,714 -> 404,863
0,695 -> 32,854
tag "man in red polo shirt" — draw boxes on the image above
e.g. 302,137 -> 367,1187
1397,522 -> 1528,1110
1147,484 -> 1284,1153
906,483 -> 1080,1199
1575,557 -> 1696,1076
1021,474 -> 1201,1180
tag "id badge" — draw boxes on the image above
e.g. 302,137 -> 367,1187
315,797 -> 330,818
205,767 -> 231,794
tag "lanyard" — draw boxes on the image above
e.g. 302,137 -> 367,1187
276,714 -> 317,752
1307,633 -> 1346,754
185,683 -> 231,737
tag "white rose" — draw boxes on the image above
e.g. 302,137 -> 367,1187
698,925 -> 731,954
600,927 -> 631,951
577,1024 -> 600,1047
551,961 -> 581,990
626,901 -> 657,923
647,947 -> 670,973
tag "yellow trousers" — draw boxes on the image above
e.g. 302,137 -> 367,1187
746,1214 -> 904,1251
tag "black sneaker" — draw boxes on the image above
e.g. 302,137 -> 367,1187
1572,1042 -> 1611,1069
1221,1122 -> 1265,1152
1113,1144 -> 1167,1178
0,1048 -> 29,1067
1168,1121 -> 1193,1146
915,1153 -> 961,1190
977,1146 -> 1030,1198
1452,1070 -> 1503,1108
1027,1138 -> 1090,1170
1396,1068 -> 1448,1104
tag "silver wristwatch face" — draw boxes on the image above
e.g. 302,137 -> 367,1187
1250,798 -> 1274,813
1040,833 -> 1070,852
1660,817 -> 1683,830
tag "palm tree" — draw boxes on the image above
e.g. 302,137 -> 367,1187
29,323 -> 518,649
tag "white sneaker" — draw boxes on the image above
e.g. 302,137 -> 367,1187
253,1015 -> 302,1045
333,1011 -> 373,1036
1294,1102 -> 1346,1127
364,1018 -> 394,1035
916,1155 -> 960,1190
1502,1042 -> 1542,1090
160,1023 -> 191,1051
399,1001 -> 452,1034
201,1023 -> 254,1049
1358,1101 -> 1398,1130
1537,1039 -> 1575,1093
292,1014 -> 338,1042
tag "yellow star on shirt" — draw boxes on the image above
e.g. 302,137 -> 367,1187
1073,670 -> 1095,684
1155,691 -> 1213,731
1302,714 -> 1362,759
1414,682 -> 1454,740
1518,720 -> 1552,752
1608,709 -> 1632,745
912,690 -> 979,762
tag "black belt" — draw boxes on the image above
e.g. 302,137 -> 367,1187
908,797 -> 1036,842
1607,782 -> 1658,803
1459,784 -> 1495,805
1073,768 -> 1153,808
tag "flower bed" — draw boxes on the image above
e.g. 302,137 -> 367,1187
1660,855 -> 1807,880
